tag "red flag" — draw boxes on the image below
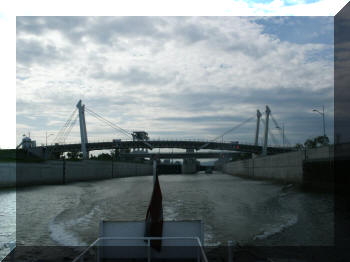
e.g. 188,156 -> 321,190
145,173 -> 163,251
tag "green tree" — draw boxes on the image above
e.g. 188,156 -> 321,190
304,135 -> 329,149
295,143 -> 304,150
67,151 -> 82,160
89,155 -> 97,160
304,138 -> 316,149
96,152 -> 113,160
315,135 -> 329,146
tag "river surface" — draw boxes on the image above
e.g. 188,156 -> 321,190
0,189 -> 15,260
1,172 -> 333,260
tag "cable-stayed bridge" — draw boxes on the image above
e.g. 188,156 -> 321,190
22,100 -> 295,160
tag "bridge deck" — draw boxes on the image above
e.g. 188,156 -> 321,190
38,140 -> 294,155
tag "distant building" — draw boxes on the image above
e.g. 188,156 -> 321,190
20,136 -> 36,150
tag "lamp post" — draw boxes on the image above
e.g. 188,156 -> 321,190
312,105 -> 326,138
46,131 -> 54,146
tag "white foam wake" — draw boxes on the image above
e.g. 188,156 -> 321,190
163,200 -> 182,220
204,224 -> 221,247
49,206 -> 101,246
49,221 -> 87,247
253,214 -> 298,240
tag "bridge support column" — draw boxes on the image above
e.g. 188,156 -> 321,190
77,100 -> 89,159
262,105 -> 271,155
254,110 -> 262,146
181,149 -> 198,174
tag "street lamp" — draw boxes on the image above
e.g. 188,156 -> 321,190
312,105 -> 326,138
46,131 -> 54,146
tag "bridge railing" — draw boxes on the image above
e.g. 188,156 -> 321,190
44,138 -> 292,149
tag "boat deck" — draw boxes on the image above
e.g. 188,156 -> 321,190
72,221 -> 208,262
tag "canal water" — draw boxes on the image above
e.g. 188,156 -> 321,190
1,172 -> 333,260
0,189 -> 15,260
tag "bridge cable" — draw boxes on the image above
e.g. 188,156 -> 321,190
211,116 -> 255,142
269,130 -> 280,146
85,109 -> 131,139
85,107 -> 153,149
85,107 -> 132,139
61,113 -> 79,144
198,115 -> 255,150
270,113 -> 291,146
44,107 -> 78,158
260,118 -> 280,146
52,108 -> 78,145
85,107 -> 131,136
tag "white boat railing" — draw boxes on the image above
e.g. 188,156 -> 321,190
72,236 -> 208,262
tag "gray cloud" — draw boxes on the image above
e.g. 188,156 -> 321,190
90,66 -> 173,86
16,38 -> 65,66
17,16 -> 168,46
174,23 -> 210,44
155,86 -> 331,114
88,17 -> 167,43
240,87 -> 333,109
155,115 -> 249,123
17,16 -> 88,42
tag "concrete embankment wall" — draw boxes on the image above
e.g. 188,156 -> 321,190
223,145 -> 334,185
0,160 -> 152,188
17,161 -> 64,186
0,163 -> 16,187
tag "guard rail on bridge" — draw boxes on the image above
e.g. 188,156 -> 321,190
119,152 -> 240,159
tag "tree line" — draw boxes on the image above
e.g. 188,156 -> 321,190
295,135 -> 330,150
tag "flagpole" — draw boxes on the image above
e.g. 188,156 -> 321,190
153,158 -> 157,185
146,154 -> 163,252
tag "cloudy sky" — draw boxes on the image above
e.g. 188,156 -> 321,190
15,15 -> 335,148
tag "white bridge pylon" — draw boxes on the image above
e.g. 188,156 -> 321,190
254,109 -> 262,146
77,100 -> 89,159
262,105 -> 271,155
255,105 -> 285,155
